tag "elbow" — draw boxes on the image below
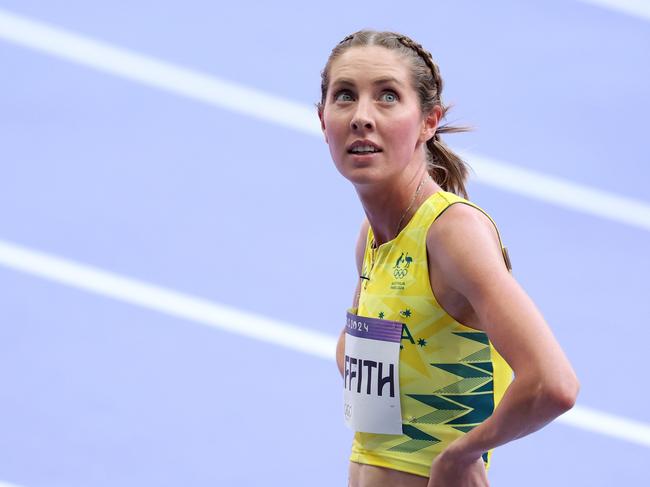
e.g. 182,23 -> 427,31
336,330 -> 346,377
545,373 -> 581,412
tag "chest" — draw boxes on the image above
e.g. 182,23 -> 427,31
360,240 -> 481,332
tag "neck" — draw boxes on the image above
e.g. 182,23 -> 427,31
356,167 -> 440,247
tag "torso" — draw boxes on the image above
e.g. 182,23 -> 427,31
347,191 -> 511,484
348,211 -> 480,487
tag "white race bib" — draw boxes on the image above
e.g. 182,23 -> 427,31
343,310 -> 403,435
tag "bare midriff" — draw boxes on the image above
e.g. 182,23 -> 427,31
348,461 -> 429,487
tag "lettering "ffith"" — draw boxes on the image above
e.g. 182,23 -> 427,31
344,355 -> 395,398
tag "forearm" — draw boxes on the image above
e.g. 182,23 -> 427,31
447,373 -> 577,463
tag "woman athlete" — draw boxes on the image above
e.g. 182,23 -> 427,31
317,30 -> 580,487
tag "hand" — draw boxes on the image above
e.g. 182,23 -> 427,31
427,448 -> 489,487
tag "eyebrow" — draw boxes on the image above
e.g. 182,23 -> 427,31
331,76 -> 403,87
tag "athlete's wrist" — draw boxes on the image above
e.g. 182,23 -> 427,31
441,437 -> 483,466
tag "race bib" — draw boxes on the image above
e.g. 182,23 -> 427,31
343,310 -> 403,435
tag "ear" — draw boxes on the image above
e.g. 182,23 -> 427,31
420,105 -> 442,143
318,108 -> 329,144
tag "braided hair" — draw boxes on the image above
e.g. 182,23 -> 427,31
317,30 -> 471,199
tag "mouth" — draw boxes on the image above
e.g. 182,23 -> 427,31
347,148 -> 383,155
346,140 -> 383,156
347,151 -> 382,159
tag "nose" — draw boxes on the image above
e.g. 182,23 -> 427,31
351,118 -> 373,130
350,99 -> 374,131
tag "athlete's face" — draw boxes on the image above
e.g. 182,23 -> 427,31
319,46 -> 439,185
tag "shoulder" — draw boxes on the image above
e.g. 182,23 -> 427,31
426,201 -> 507,293
432,200 -> 498,235
428,201 -> 500,248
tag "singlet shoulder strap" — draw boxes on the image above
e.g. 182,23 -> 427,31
433,192 -> 513,272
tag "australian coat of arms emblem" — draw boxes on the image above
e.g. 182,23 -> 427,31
393,252 -> 412,279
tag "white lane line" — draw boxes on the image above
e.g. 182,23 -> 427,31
1,237 -> 650,449
0,8 -> 649,233
0,8 -> 317,135
559,404 -> 650,448
467,152 -> 650,231
577,0 -> 650,21
0,239 -> 337,361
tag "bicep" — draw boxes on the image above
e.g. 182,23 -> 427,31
429,206 -> 575,383
473,272 -> 572,383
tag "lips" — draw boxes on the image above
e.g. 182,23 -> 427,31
348,151 -> 381,158
346,139 -> 383,154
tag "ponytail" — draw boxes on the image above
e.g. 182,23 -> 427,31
426,117 -> 472,199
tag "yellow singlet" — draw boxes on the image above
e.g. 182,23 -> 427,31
349,190 -> 514,478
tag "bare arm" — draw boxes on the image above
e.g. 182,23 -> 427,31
336,218 -> 369,377
427,204 -> 580,464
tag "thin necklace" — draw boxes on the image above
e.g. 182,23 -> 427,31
371,172 -> 430,250
360,172 -> 430,290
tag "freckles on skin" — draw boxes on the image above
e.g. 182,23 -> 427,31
321,46 -> 429,183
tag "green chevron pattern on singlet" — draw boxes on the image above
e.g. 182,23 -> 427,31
386,331 -> 497,454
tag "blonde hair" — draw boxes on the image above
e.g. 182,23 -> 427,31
317,30 -> 472,199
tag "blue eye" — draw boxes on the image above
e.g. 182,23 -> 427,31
381,91 -> 398,103
334,90 -> 354,102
